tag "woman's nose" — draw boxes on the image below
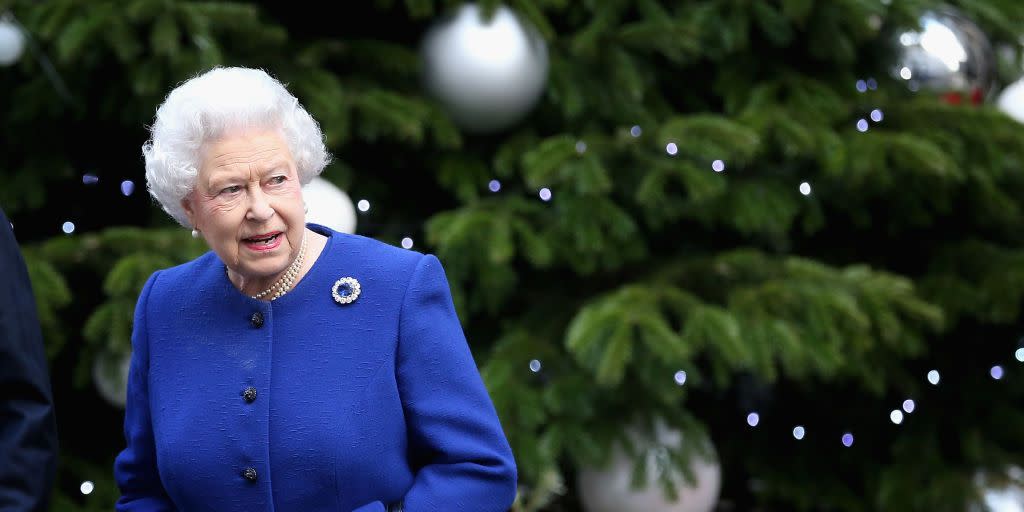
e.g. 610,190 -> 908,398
246,188 -> 274,221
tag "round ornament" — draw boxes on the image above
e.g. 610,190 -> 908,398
302,177 -> 357,234
93,350 -> 131,408
421,3 -> 549,133
0,16 -> 26,66
996,78 -> 1024,123
577,418 -> 721,512
892,8 -> 995,105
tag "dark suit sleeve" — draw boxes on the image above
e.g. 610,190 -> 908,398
0,208 -> 59,512
395,254 -> 517,511
113,271 -> 176,511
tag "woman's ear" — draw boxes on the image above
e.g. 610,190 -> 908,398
181,195 -> 197,229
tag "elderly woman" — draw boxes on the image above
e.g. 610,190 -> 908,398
113,67 -> 517,512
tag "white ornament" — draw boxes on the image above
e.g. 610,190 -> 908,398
302,177 -> 357,234
421,3 -> 549,134
0,17 -> 25,66
578,418 -> 721,512
972,467 -> 1024,512
92,350 -> 131,408
997,78 -> 1024,124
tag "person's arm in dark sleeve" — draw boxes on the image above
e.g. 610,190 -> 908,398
0,208 -> 59,512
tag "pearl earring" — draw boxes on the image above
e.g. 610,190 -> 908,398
304,203 -> 308,214
191,229 -> 200,238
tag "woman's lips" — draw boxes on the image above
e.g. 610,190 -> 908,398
242,232 -> 283,252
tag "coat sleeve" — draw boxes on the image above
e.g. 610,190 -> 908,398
0,208 -> 58,512
395,254 -> 517,511
113,271 -> 177,511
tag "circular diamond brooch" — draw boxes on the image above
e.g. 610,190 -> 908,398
332,277 -> 361,305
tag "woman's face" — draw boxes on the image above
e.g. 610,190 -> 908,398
182,129 -> 306,283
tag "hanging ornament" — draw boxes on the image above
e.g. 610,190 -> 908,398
93,350 -> 131,409
996,78 -> 1024,124
971,467 -> 1024,512
420,3 -> 549,134
891,7 -> 995,105
577,418 -> 721,512
302,176 -> 357,234
0,14 -> 26,66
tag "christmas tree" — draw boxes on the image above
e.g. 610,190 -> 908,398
3,0 -> 1024,510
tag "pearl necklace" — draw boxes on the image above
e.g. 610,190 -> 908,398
235,232 -> 307,301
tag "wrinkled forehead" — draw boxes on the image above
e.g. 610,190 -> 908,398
198,129 -> 295,179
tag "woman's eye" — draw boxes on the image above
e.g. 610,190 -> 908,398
270,176 -> 287,185
221,185 -> 241,194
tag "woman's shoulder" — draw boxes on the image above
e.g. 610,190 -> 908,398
317,225 -> 425,271
145,251 -> 223,300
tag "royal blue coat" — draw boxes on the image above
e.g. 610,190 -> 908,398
114,224 -> 517,511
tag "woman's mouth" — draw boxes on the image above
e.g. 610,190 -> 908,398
243,232 -> 283,251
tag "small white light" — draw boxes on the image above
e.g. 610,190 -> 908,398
82,174 -> 99,185
121,180 -> 135,196
401,237 -> 413,249
991,365 -> 1004,380
900,66 -> 912,80
529,359 -> 541,373
870,109 -> 884,122
793,426 -> 805,440
575,140 -> 587,154
488,179 -> 501,192
799,182 -> 812,196
62,221 -> 75,234
842,433 -> 854,447
673,370 -> 687,386
890,409 -> 904,424
666,142 -> 678,156
539,188 -> 552,201
1014,348 -> 1023,362
80,481 -> 94,495
927,370 -> 940,385
856,80 -> 868,93
630,125 -> 642,137
357,199 -> 370,212
856,119 -> 869,132
902,399 -> 915,414
747,412 -> 759,427
712,160 -> 725,172
867,78 -> 878,90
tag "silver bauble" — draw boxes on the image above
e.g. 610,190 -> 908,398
302,177 -> 357,234
421,3 -> 549,134
892,8 -> 995,104
577,418 -> 721,512
0,17 -> 26,66
93,350 -> 131,409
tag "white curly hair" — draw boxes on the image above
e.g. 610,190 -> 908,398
142,66 -> 331,227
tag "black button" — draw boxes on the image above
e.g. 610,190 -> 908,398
242,467 -> 257,482
250,312 -> 264,328
243,387 -> 257,403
